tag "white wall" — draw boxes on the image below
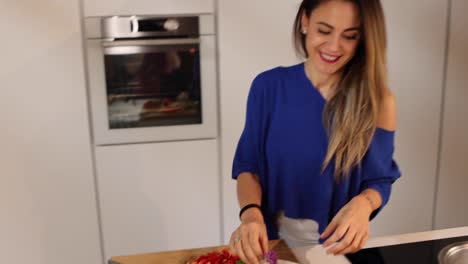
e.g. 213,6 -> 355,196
219,0 -> 449,243
0,1 -> 102,264
435,0 -> 468,229
374,0 -> 448,235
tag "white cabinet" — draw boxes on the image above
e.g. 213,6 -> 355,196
95,139 -> 221,260
435,0 -> 468,229
83,0 -> 214,17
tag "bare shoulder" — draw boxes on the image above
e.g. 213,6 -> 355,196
377,90 -> 397,131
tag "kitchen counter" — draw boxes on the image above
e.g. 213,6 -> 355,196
109,226 -> 468,264
296,226 -> 468,263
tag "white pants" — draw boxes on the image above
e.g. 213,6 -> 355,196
277,211 -> 320,248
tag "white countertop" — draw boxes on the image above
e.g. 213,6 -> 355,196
288,226 -> 468,264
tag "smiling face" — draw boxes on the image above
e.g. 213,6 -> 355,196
301,0 -> 362,77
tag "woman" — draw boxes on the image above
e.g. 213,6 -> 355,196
229,0 -> 401,263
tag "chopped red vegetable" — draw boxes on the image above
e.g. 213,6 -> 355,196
189,249 -> 278,264
190,249 -> 240,264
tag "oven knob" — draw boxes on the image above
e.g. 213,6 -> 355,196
164,19 -> 180,31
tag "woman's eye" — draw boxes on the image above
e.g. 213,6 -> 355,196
318,29 -> 331,35
344,35 -> 358,40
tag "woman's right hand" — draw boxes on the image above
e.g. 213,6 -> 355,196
229,208 -> 269,264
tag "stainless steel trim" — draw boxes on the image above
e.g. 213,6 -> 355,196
130,17 -> 139,33
102,38 -> 200,47
103,44 -> 198,55
100,16 -> 199,39
102,38 -> 200,55
85,15 -> 215,39
438,241 -> 468,264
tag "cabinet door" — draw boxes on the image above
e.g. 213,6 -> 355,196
83,0 -> 214,17
95,139 -> 220,260
435,0 -> 468,229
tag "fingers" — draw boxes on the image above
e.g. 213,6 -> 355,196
320,219 -> 338,240
229,233 -> 237,255
230,231 -> 249,263
326,228 -> 356,255
320,221 -> 338,238
241,231 -> 260,264
260,230 -> 269,255
248,229 -> 264,257
338,230 -> 369,255
323,222 -> 349,247
359,231 -> 369,249
322,196 -> 372,255
229,222 -> 267,264
336,231 -> 362,255
326,229 -> 369,255
235,235 -> 249,263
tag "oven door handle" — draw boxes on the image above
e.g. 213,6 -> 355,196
101,38 -> 200,47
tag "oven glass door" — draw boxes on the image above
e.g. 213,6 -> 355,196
103,39 -> 202,129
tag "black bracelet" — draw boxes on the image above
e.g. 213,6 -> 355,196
239,203 -> 262,219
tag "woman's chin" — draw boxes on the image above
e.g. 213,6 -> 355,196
317,66 -> 341,76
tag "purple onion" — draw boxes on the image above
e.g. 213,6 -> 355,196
264,250 -> 278,264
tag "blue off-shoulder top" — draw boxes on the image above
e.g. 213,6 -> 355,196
232,63 -> 401,240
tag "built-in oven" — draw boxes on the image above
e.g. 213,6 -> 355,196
84,15 -> 217,145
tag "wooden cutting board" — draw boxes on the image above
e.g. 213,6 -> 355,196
109,240 -> 298,264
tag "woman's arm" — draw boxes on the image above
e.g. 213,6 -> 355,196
321,91 -> 398,255
358,188 -> 383,212
237,172 -> 263,222
230,73 -> 270,264
229,172 -> 268,264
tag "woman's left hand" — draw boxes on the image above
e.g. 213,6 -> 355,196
320,195 -> 373,255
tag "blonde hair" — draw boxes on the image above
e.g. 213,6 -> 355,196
293,0 -> 389,181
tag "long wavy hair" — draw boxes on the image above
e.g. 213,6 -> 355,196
293,0 -> 388,181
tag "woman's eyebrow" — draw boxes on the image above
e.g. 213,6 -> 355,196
316,21 -> 361,32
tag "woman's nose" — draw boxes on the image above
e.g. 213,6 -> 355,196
326,35 -> 341,53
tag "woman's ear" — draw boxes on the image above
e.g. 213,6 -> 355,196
301,10 -> 310,34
